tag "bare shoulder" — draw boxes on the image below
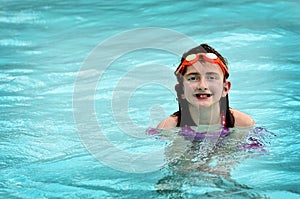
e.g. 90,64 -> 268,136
230,108 -> 255,127
156,115 -> 178,129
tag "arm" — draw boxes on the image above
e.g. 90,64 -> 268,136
230,108 -> 255,127
156,116 -> 178,129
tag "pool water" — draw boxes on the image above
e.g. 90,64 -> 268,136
1,0 -> 300,198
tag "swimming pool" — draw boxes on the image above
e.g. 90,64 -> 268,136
1,0 -> 299,198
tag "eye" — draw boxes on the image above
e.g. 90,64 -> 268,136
188,76 -> 196,81
207,76 -> 216,80
206,75 -> 219,80
186,75 -> 200,82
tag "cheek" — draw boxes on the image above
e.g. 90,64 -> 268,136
183,82 -> 196,92
209,82 -> 224,93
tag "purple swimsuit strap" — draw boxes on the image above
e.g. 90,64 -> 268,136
179,125 -> 230,141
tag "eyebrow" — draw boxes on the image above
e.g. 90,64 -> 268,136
184,72 -> 220,76
206,72 -> 220,76
184,72 -> 199,76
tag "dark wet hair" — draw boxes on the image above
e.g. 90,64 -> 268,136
172,44 -> 235,128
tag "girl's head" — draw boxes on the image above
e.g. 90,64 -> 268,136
174,44 -> 234,127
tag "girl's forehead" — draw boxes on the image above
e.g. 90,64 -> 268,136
185,61 -> 223,74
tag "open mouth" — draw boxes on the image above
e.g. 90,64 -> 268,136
194,93 -> 212,99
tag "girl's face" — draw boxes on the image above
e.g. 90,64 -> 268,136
182,61 -> 231,108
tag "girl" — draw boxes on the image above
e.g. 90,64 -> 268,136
157,44 -> 254,129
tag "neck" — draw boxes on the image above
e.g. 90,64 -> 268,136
187,103 -> 221,126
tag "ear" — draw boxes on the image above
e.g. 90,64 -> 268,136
181,93 -> 185,99
175,84 -> 185,99
222,81 -> 231,97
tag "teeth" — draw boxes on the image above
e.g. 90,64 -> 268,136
196,94 -> 211,98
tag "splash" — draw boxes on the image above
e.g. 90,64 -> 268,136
240,127 -> 276,153
146,126 -> 275,153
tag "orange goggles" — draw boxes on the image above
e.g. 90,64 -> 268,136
175,53 -> 229,78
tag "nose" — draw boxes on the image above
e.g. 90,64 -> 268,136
196,78 -> 208,91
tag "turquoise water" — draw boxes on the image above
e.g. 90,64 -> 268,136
1,0 -> 300,198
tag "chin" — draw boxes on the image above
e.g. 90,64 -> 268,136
191,102 -> 212,108
197,104 -> 212,108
